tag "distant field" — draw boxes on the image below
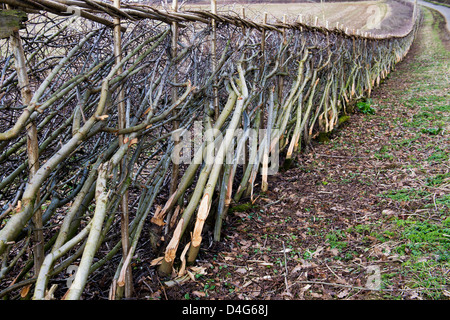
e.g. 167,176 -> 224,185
181,0 -> 414,36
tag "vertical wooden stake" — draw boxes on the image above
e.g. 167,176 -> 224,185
211,0 -> 219,121
8,7 -> 44,276
113,0 -> 132,299
241,7 -> 247,74
261,12 -> 269,193
278,14 -> 287,103
170,0 -> 180,199
260,12 -> 267,78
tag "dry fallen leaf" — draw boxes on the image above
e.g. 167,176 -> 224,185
235,267 -> 247,274
192,291 -> 206,297
382,209 -> 396,216
337,288 -> 350,298
148,290 -> 162,300
20,284 -> 32,298
328,248 -> 340,256
310,291 -> 323,298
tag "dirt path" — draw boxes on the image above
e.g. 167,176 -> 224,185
419,0 -> 450,31
142,7 -> 449,301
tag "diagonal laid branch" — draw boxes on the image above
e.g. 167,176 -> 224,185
63,161 -> 109,300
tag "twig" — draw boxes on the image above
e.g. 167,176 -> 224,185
280,240 -> 291,295
263,195 -> 285,208
314,153 -> 372,159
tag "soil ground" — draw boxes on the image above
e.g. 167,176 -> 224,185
138,7 -> 449,301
